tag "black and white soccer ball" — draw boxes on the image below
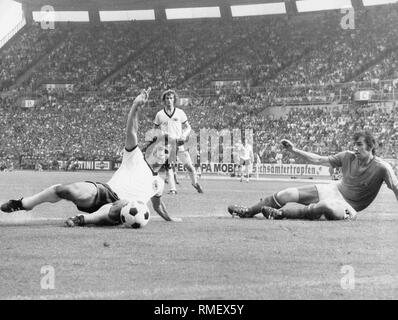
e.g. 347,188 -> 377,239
120,200 -> 150,229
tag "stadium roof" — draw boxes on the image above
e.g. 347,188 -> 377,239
15,0 -> 284,10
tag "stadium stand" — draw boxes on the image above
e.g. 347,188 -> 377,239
1,3 -> 398,169
0,21 -> 65,91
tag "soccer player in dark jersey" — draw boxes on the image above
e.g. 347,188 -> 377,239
228,131 -> 398,220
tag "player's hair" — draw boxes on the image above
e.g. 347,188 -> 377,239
353,131 -> 376,155
143,134 -> 171,162
161,89 -> 179,106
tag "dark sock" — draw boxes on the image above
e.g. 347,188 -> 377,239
17,198 -> 26,210
280,204 -> 322,220
247,194 -> 282,216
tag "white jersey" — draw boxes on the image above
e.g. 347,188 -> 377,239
275,152 -> 283,164
237,144 -> 253,161
154,107 -> 188,140
107,147 -> 164,204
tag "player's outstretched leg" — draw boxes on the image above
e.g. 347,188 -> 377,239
180,151 -> 203,193
2,182 -> 98,213
65,199 -> 129,227
228,185 -> 318,218
1,184 -> 64,212
261,200 -> 356,220
228,192 -> 283,218
261,206 -> 284,219
260,203 -> 313,220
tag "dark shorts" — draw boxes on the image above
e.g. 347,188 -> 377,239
77,181 -> 120,213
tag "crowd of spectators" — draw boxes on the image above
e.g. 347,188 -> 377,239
0,22 -> 65,91
1,4 -> 398,170
22,22 -> 161,91
188,95 -> 398,164
252,104 -> 398,164
1,91 -> 397,170
359,51 -> 398,82
1,4 -> 397,104
105,19 -> 245,93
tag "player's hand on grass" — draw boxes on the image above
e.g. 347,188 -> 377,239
281,139 -> 294,151
133,87 -> 151,105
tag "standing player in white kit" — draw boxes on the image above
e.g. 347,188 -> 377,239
153,89 -> 203,194
235,141 -> 254,183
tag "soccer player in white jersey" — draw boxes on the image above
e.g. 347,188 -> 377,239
153,89 -> 203,194
235,141 -> 254,183
228,131 -> 398,220
1,88 -> 181,226
254,152 -> 262,180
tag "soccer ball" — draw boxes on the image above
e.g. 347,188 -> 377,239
120,200 -> 150,229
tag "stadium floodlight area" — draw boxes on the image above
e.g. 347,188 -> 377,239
33,11 -> 89,22
296,0 -> 352,12
99,10 -> 155,21
231,2 -> 287,17
165,6 -> 221,19
22,1 -> 398,24
363,0 -> 398,6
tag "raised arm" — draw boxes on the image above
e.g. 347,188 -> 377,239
125,88 -> 151,151
281,139 -> 330,166
150,196 -> 182,222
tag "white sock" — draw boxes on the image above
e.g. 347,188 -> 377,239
82,203 -> 113,225
167,169 -> 176,191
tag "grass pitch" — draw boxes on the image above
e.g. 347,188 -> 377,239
0,171 -> 398,299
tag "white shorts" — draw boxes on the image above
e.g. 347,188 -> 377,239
166,142 -> 196,170
315,182 -> 357,220
177,149 -> 193,167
